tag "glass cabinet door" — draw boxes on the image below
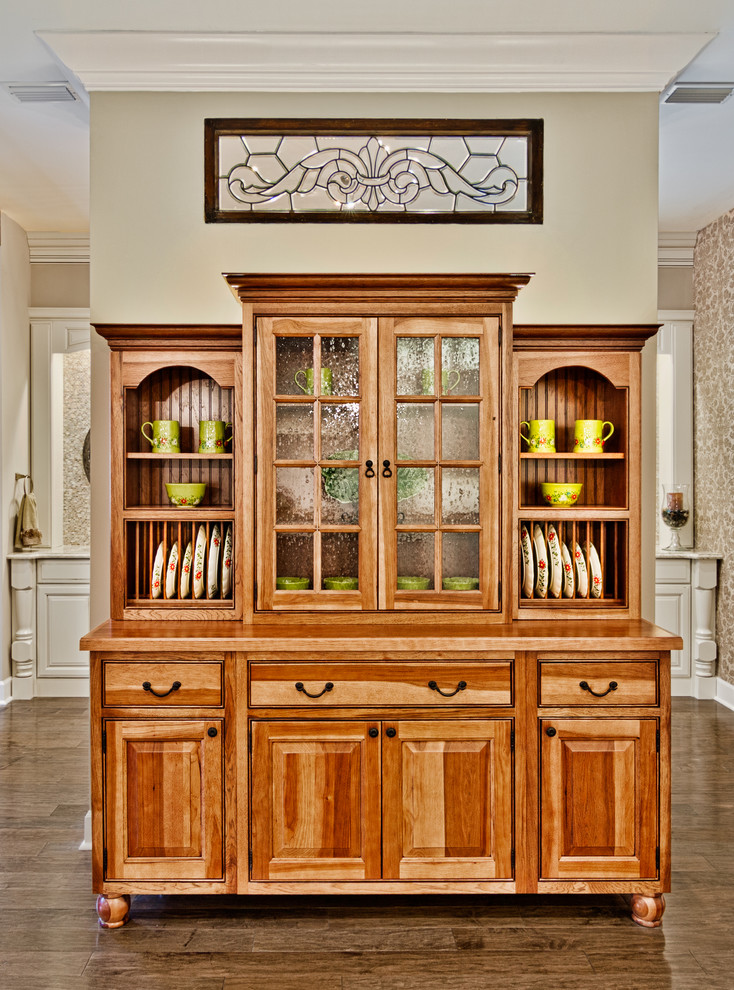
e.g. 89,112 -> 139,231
257,317 -> 378,609
379,317 -> 501,610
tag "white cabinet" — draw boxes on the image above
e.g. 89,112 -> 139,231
655,552 -> 720,698
8,549 -> 90,699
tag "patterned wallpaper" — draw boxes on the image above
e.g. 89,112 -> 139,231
693,209 -> 734,685
63,349 -> 91,546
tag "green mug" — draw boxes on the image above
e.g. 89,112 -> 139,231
295,368 -> 333,395
421,368 -> 461,395
574,419 -> 614,451
520,419 -> 555,453
198,420 -> 233,453
141,420 -> 180,453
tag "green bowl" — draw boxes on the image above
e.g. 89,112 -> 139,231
165,483 -> 206,507
397,575 -> 431,590
442,576 -> 479,591
540,482 -> 583,507
323,576 -> 359,590
276,576 -> 311,590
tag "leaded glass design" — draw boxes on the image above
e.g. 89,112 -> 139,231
206,119 -> 542,223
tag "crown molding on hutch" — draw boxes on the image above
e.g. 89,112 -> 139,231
27,232 -> 90,264
37,31 -> 713,94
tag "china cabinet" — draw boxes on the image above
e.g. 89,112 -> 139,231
83,276 -> 679,932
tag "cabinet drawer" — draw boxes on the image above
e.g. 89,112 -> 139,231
38,558 -> 90,583
539,661 -> 658,707
103,659 -> 224,707
250,661 -> 512,707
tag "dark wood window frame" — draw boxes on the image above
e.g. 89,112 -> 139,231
205,117 -> 543,224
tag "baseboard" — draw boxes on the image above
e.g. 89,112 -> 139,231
671,681 -> 693,697
0,677 -> 12,705
716,677 -> 734,711
34,678 -> 89,698
79,810 -> 92,851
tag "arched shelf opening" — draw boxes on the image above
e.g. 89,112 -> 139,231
123,364 -> 235,509
518,364 -> 628,510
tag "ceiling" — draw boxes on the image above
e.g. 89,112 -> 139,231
2,1 -> 734,238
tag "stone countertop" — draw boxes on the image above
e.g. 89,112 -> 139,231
656,549 -> 723,559
7,546 -> 90,560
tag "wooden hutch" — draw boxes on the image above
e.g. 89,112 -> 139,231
82,274 -> 680,931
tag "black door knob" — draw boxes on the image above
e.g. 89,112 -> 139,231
385,727 -> 397,738
546,727 -> 556,737
208,727 -> 218,738
368,727 -> 379,738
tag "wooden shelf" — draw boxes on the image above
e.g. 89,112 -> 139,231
518,507 -> 629,519
125,598 -> 234,607
520,452 -> 624,460
127,452 -> 233,460
123,508 -> 235,520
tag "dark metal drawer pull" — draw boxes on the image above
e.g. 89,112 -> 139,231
295,681 -> 334,699
365,460 -> 376,478
382,460 -> 392,478
142,680 -> 181,698
579,680 -> 618,698
428,679 -> 467,697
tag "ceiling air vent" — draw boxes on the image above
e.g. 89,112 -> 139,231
6,83 -> 79,103
664,84 -> 734,105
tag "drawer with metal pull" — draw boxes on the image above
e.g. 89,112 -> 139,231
102,657 -> 224,707
249,661 -> 512,707
538,660 -> 658,707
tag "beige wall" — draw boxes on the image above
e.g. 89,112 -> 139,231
89,89 -> 661,621
658,267 -> 694,311
693,209 -> 734,686
0,214 -> 31,685
31,264 -> 89,309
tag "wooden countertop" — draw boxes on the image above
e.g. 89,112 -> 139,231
81,618 -> 683,653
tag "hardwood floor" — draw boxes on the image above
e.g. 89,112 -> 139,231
1,697 -> 732,989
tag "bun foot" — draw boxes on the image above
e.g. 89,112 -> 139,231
96,893 -> 131,928
629,893 -> 665,928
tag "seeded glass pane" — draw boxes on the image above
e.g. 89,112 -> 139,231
397,467 -> 434,525
276,337 -> 315,395
442,532 -> 480,586
442,468 -> 480,525
321,403 -> 360,459
397,532 -> 435,589
321,532 -> 359,585
442,337 -> 480,395
397,403 -> 435,461
276,404 -> 314,460
397,337 -> 434,395
321,468 -> 360,524
321,337 -> 360,396
276,532 -> 313,587
276,467 -> 314,524
441,404 -> 480,461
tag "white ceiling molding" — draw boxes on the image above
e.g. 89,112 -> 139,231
27,232 -> 90,264
37,31 -> 713,94
658,231 -> 698,267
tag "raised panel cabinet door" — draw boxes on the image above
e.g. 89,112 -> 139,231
540,718 -> 658,880
250,721 -> 381,881
382,720 -> 513,880
105,719 -> 224,881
